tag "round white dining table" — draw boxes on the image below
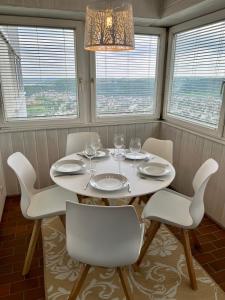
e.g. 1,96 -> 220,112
50,150 -> 175,200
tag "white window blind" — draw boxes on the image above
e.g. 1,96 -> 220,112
167,21 -> 225,129
0,25 -> 78,121
95,34 -> 159,116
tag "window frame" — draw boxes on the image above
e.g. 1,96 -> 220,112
90,26 -> 166,124
163,9 -> 225,138
0,15 -> 89,130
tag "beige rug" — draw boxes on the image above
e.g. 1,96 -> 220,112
42,204 -> 225,300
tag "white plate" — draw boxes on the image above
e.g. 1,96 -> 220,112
95,149 -> 110,158
80,149 -> 110,159
52,160 -> 86,174
125,150 -> 149,160
90,173 -> 128,192
138,162 -> 171,177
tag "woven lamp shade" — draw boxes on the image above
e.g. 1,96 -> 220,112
84,0 -> 135,51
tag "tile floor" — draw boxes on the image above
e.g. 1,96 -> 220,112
0,196 -> 225,299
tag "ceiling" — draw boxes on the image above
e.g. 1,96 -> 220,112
0,0 -> 225,27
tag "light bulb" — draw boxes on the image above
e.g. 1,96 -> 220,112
106,15 -> 112,28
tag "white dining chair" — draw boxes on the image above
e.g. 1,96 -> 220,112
66,202 -> 145,300
7,152 -> 78,276
135,158 -> 218,290
128,138 -> 174,206
66,132 -> 100,155
142,137 -> 173,163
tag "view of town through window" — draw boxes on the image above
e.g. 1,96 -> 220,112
0,26 -> 78,121
95,34 -> 159,116
167,21 -> 225,128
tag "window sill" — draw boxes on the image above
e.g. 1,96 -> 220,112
161,120 -> 225,146
0,119 -> 160,133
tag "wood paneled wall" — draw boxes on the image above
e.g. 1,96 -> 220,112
0,122 -> 159,195
2,120 -> 225,228
160,122 -> 225,228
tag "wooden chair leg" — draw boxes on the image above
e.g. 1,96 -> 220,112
77,194 -> 83,203
69,264 -> 90,300
102,199 -> 110,206
22,219 -> 41,276
117,267 -> 133,300
128,197 -> 136,205
182,229 -> 198,290
134,220 -> 160,269
60,215 -> 65,227
190,230 -> 202,250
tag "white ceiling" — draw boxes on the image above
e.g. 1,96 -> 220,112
0,0 -> 225,27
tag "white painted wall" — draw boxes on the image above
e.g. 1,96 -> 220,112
0,0 -> 161,20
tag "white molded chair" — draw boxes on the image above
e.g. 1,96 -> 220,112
66,132 -> 100,155
66,202 -> 145,300
129,137 -> 173,206
135,159 -> 218,290
142,137 -> 173,163
7,152 -> 78,276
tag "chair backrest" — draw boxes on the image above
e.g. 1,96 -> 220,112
66,202 -> 143,267
66,132 -> 100,155
190,159 -> 218,228
7,152 -> 37,218
142,137 -> 173,163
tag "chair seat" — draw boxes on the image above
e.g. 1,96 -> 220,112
27,186 -> 78,219
142,189 -> 194,228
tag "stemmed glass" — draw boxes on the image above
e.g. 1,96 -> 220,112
84,141 -> 97,173
129,137 -> 141,167
114,134 -> 125,156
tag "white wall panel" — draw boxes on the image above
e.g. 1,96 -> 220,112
160,122 -> 225,228
0,122 -> 160,195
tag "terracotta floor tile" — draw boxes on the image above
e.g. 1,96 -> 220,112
0,264 -> 13,276
0,293 -> 23,300
211,248 -> 225,259
194,253 -> 215,264
212,270 -> 225,284
0,272 -> 24,285
197,225 -> 221,235
214,239 -> 225,248
0,284 -> 10,297
10,278 -> 40,294
209,258 -> 225,272
24,287 -> 45,300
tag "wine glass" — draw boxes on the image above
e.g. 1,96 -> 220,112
113,134 -> 125,156
94,136 -> 102,153
129,137 -> 141,166
84,142 -> 97,173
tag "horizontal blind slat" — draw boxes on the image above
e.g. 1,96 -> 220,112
95,34 -> 159,116
0,25 -> 79,121
167,20 -> 225,128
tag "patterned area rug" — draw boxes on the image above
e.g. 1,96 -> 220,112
42,203 -> 225,300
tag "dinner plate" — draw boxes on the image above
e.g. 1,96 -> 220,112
90,173 -> 128,192
138,162 -> 171,177
52,159 -> 86,174
125,150 -> 150,160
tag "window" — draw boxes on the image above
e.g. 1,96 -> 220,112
166,21 -> 225,130
94,34 -> 159,118
0,25 -> 78,122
